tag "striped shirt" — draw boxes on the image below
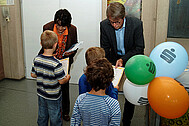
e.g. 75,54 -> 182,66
71,93 -> 121,126
31,54 -> 65,100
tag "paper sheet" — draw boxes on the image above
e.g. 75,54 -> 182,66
60,58 -> 69,75
64,41 -> 83,53
112,66 -> 125,87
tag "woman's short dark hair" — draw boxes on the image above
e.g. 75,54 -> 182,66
85,58 -> 114,92
54,9 -> 72,27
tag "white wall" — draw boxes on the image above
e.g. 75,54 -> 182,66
21,0 -> 102,84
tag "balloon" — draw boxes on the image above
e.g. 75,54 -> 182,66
175,69 -> 189,92
123,79 -> 149,106
125,55 -> 156,85
149,42 -> 188,78
148,77 -> 189,119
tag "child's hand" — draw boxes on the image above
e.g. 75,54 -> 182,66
65,74 -> 71,81
59,74 -> 71,84
114,85 -> 119,91
31,73 -> 37,78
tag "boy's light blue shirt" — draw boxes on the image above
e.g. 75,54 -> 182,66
115,18 -> 126,55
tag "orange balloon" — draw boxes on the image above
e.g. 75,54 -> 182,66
148,77 -> 189,119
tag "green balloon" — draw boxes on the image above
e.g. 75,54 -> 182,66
125,55 -> 156,85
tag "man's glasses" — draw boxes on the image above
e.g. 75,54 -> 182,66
109,20 -> 121,25
109,18 -> 123,25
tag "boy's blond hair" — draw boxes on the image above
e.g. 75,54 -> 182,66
85,47 -> 105,65
40,30 -> 58,49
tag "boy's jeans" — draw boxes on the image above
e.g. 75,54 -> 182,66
37,96 -> 62,126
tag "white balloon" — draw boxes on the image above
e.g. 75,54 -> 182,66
175,69 -> 189,92
123,79 -> 149,106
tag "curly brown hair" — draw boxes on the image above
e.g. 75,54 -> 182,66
85,58 -> 114,92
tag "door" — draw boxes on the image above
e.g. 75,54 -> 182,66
0,1 -> 25,79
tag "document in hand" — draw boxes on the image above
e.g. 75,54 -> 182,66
112,66 -> 125,87
60,58 -> 69,75
64,41 -> 83,53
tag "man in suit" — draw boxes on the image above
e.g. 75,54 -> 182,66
38,9 -> 78,121
100,2 -> 145,126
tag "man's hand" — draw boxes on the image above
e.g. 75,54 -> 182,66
115,59 -> 123,68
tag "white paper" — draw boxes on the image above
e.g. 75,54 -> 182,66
112,66 -> 125,87
65,41 -> 83,53
60,58 -> 69,75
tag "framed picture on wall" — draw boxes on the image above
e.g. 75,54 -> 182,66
0,0 -> 14,5
107,0 -> 142,19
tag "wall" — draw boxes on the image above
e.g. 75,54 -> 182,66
141,0 -> 157,56
21,0 -> 101,83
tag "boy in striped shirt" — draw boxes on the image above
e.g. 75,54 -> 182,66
31,30 -> 70,126
71,58 -> 121,126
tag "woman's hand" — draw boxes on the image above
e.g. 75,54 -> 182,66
64,51 -> 75,56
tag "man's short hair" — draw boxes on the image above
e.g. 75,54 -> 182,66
85,58 -> 114,92
54,9 -> 72,27
40,30 -> 58,49
106,2 -> 125,20
85,47 -> 105,65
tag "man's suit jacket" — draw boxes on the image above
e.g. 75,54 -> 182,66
38,21 -> 78,65
100,16 -> 145,66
